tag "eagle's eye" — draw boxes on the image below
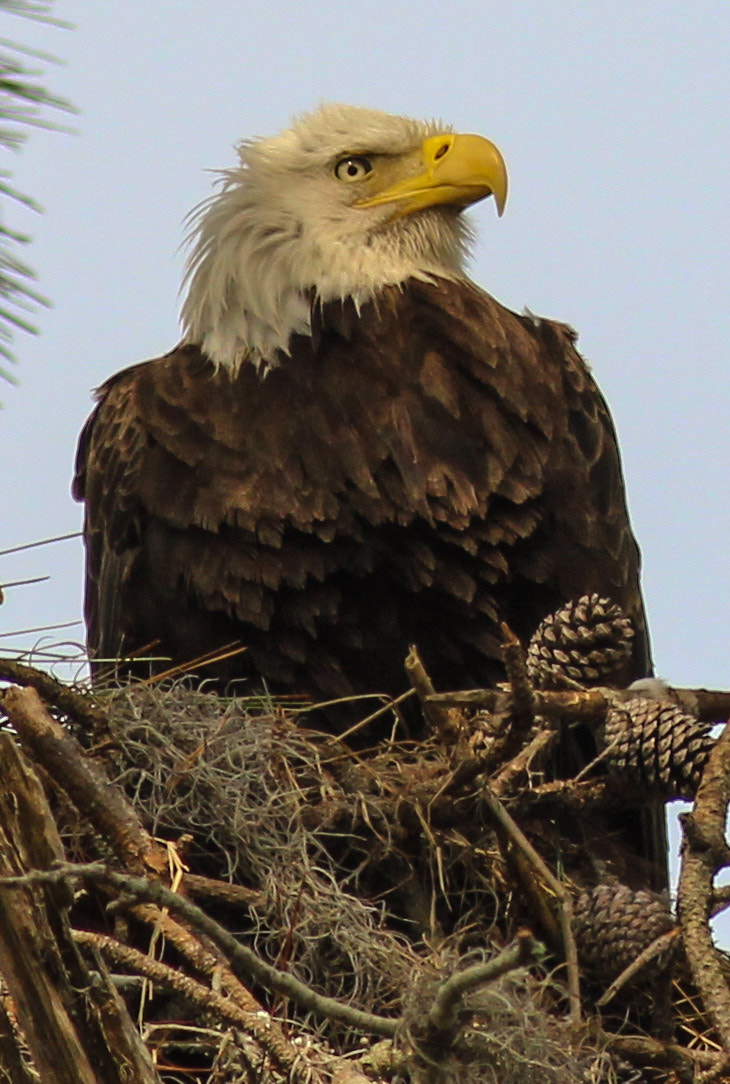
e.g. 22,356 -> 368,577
334,155 -> 373,182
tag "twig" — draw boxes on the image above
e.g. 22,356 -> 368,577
595,927 -> 680,1006
0,575 -> 50,589
0,862 -> 399,1039
490,720 -> 560,797
481,787 -> 581,1024
183,871 -> 263,909
0,735 -> 161,1084
0,531 -> 82,557
513,774 -> 640,813
499,621 -> 536,738
677,720 -> 730,1052
405,645 -> 456,738
711,883 -> 730,917
428,684 -> 730,724
0,992 -> 37,1084
0,659 -> 106,732
141,640 -> 246,685
606,1032 -> 723,1084
73,930 -> 307,1082
426,929 -> 540,1036
427,686 -> 608,716
334,687 -> 416,743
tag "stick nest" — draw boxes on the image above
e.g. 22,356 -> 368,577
2,627 -> 730,1084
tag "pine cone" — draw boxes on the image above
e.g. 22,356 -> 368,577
573,883 -> 675,984
602,697 -> 714,799
526,594 -> 634,690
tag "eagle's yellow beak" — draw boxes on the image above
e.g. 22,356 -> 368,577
354,133 -> 508,218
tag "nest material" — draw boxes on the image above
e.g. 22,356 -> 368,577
526,595 -> 634,690
402,957 -> 647,1084
104,685 -> 424,1015
4,619 -> 728,1084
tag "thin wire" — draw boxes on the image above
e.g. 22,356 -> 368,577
0,530 -> 82,557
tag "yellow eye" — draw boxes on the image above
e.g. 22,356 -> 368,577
334,155 -> 373,182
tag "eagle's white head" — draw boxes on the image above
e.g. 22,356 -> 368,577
181,103 -> 507,370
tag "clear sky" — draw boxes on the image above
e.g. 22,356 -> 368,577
2,1 -> 729,920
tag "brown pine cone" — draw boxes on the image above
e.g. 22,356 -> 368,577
602,697 -> 714,799
526,594 -> 634,690
573,883 -> 675,984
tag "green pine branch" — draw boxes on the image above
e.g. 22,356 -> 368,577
0,0 -> 74,384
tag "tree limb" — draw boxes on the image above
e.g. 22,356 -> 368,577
0,862 -> 399,1038
677,720 -> 730,1052
73,929 -> 310,1082
425,928 -> 539,1037
480,787 -> 581,1023
428,684 -> 730,724
0,659 -> 106,733
0,734 -> 161,1084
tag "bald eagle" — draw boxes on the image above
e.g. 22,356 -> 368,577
74,103 -> 651,702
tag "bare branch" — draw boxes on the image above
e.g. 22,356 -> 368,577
481,786 -> 581,1023
425,929 -> 540,1037
0,735 -> 161,1083
0,660 -> 106,732
1,684 -> 165,876
73,930 -> 308,1082
596,928 -> 680,1007
499,621 -> 536,739
405,644 -> 457,738
677,720 -> 730,1052
428,683 -> 730,724
0,861 -> 399,1038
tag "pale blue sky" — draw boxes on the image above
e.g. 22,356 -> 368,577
2,0 -> 729,920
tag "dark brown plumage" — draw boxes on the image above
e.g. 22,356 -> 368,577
74,277 -> 650,699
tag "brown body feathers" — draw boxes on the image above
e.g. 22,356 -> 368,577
74,277 -> 650,699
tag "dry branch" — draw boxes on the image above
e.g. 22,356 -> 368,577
0,992 -> 38,1084
405,644 -> 456,737
0,733 -> 160,1083
0,661 -> 725,1080
0,683 -> 285,1032
480,787 -> 581,1023
677,720 -> 730,1052
490,719 -> 560,797
499,621 -> 536,740
595,928 -> 680,1007
606,1033 -> 721,1084
0,658 -> 106,732
73,930 -> 308,1081
425,929 -> 539,1037
1,685 -> 166,877
428,683 -> 730,723
0,861 -> 400,1039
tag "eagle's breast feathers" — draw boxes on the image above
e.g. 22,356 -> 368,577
75,275 -> 647,697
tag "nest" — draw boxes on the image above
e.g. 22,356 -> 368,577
1,598 -> 730,1083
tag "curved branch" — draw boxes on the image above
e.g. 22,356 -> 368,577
426,929 -> 539,1036
0,862 -> 399,1039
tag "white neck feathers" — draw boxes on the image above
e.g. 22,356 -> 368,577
180,108 -> 474,370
